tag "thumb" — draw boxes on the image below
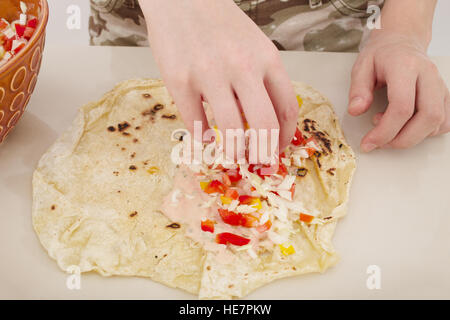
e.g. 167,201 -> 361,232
348,55 -> 376,116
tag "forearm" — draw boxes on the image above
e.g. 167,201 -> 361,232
375,0 -> 437,48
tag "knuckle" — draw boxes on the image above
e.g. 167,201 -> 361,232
280,103 -> 299,123
424,107 -> 445,126
403,55 -> 420,70
394,104 -> 414,119
425,60 -> 439,74
264,48 -> 282,69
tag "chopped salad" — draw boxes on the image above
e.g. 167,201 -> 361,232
0,1 -> 38,66
183,122 -> 329,259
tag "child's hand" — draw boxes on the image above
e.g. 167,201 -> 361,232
349,30 -> 449,152
139,0 -> 298,153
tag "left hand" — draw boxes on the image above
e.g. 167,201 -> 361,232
348,30 -> 450,152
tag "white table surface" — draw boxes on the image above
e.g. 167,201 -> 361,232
0,45 -> 449,300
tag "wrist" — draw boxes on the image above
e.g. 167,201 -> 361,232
377,0 -> 436,50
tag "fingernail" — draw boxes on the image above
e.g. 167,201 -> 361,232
362,143 -> 377,153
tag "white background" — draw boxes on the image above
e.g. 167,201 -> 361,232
46,0 -> 450,56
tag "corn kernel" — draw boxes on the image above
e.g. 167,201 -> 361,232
296,95 -> 303,109
200,181 -> 210,191
279,243 -> 295,256
250,198 -> 262,210
220,196 -> 233,205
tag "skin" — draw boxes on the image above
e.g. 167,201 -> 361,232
139,0 -> 449,155
138,0 -> 298,161
349,0 -> 450,151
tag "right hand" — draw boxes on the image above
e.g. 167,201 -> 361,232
139,0 -> 298,157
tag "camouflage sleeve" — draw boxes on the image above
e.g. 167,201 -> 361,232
235,0 -> 384,52
89,0 -> 384,52
89,0 -> 148,46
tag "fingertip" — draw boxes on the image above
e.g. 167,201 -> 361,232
360,131 -> 379,153
348,96 -> 371,116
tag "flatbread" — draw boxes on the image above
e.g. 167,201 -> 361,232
32,79 -> 356,299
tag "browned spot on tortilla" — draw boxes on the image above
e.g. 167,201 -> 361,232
129,165 -> 137,171
118,122 -> 130,132
296,167 -> 308,177
206,266 -> 211,271
162,114 -> 176,120
135,126 -> 141,130
113,171 -> 119,176
166,223 -> 180,229
51,205 -> 56,210
107,126 -> 116,132
316,157 -> 322,169
327,168 -> 336,176
228,284 -> 234,288
142,109 -> 153,117
324,216 -> 333,220
339,143 -> 343,148
163,254 -> 167,257
153,104 -> 164,112
122,132 -> 131,136
121,147 -> 126,151
312,131 -> 332,154
292,266 -> 297,271
133,138 -> 139,143
117,190 -> 121,193
130,152 -> 136,159
129,211 -> 138,218
303,119 -> 317,132
143,93 -> 151,98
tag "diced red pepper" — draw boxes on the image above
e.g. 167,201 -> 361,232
299,213 -> 314,223
218,209 -> 242,226
23,27 -> 35,40
204,180 -> 227,194
277,162 -> 288,177
238,195 -> 253,205
201,219 -> 215,233
256,220 -> 272,233
13,42 -> 25,55
4,38 -> 13,52
224,188 -> 239,200
216,232 -> 250,246
226,168 -> 242,183
306,148 -> 316,157
27,18 -> 38,28
292,128 -> 305,146
240,214 -> 259,228
15,24 -> 25,37
290,183 -> 296,199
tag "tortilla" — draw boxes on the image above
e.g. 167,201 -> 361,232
32,79 -> 356,299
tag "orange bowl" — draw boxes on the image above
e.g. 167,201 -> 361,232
0,0 -> 48,143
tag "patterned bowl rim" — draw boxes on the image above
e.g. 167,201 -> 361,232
0,0 -> 49,75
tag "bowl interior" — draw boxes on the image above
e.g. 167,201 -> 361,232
0,0 -> 41,22
0,0 -> 47,74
